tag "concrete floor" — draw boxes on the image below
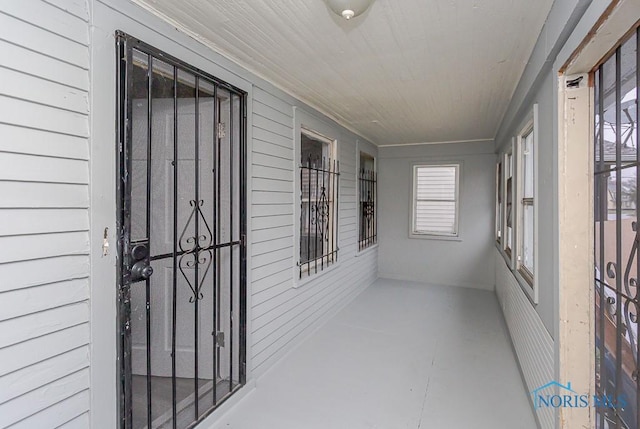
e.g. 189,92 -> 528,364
132,376 -> 238,429
132,375 -> 195,428
211,279 -> 537,429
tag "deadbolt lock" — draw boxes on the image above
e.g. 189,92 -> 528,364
131,244 -> 149,261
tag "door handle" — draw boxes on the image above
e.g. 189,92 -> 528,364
130,243 -> 153,283
131,260 -> 153,282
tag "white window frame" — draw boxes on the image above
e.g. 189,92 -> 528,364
495,160 -> 503,244
515,105 -> 539,303
293,107 -> 340,287
357,148 -> 377,252
502,144 -> 515,265
299,128 -> 337,274
410,163 -> 461,240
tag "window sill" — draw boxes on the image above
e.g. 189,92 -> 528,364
495,243 -> 538,305
495,243 -> 513,267
503,247 -> 512,264
294,260 -> 341,289
517,267 -> 534,286
355,243 -> 379,257
515,267 -> 537,305
409,232 -> 461,242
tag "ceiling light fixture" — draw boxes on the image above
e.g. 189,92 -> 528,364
325,0 -> 374,20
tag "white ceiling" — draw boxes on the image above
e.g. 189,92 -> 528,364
133,0 -> 554,145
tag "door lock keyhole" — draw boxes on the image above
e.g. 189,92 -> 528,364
130,244 -> 153,282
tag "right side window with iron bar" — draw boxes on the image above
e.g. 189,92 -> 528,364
299,128 -> 339,278
359,152 -> 377,250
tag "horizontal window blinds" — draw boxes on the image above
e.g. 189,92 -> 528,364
413,165 -> 458,235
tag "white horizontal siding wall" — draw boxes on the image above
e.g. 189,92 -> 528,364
250,86 -> 378,377
495,249 -> 554,429
0,1 -> 91,428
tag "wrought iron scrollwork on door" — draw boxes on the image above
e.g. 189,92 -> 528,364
178,199 -> 214,303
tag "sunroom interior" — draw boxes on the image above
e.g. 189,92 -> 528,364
1,1 -> 640,429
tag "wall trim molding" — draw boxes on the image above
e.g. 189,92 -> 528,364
378,138 -> 493,148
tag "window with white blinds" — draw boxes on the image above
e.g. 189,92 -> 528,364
412,164 -> 459,236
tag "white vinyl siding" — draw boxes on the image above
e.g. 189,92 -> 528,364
495,250 -> 553,428
0,0 -> 380,424
412,164 -> 459,236
0,1 -> 90,428
250,88 -> 378,376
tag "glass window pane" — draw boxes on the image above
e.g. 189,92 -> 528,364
301,132 -> 328,165
299,129 -> 337,273
594,31 -> 638,429
359,152 -> 376,249
620,34 -> 637,166
523,204 -> 534,274
519,126 -> 535,277
619,166 -> 637,219
506,175 -> 513,250
149,58 -> 176,257
131,49 -> 149,242
496,162 -> 503,240
600,39 -> 638,171
523,131 -> 534,198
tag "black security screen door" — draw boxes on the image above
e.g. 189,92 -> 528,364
116,32 -> 247,429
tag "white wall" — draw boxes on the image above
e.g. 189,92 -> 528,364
89,0 -> 379,427
0,1 -> 91,428
377,141 -> 496,290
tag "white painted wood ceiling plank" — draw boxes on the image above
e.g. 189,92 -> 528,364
133,0 -> 553,145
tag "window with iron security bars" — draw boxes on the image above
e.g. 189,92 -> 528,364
299,130 -> 339,278
359,154 -> 377,250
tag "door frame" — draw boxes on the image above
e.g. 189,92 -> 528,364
90,1 -> 255,427
555,0 -> 640,427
